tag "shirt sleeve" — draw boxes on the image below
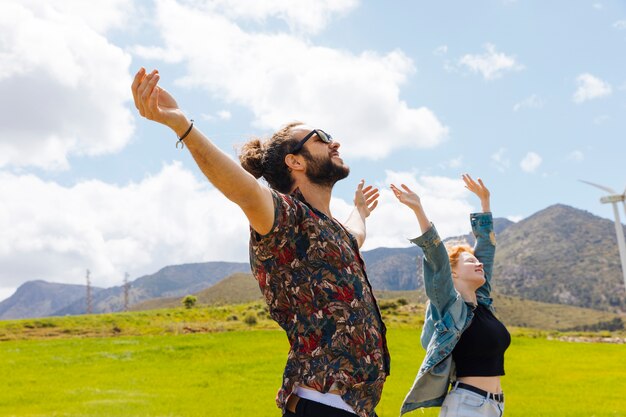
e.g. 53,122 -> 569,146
471,212 -> 496,302
410,224 -> 457,317
250,189 -> 304,259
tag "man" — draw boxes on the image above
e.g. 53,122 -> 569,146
132,68 -> 390,417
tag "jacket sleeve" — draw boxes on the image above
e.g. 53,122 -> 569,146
471,212 -> 495,301
410,224 -> 457,317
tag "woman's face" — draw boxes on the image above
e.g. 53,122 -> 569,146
452,252 -> 486,288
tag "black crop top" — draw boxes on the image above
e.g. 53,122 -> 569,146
452,303 -> 511,377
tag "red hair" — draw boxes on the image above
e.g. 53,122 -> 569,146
447,244 -> 474,269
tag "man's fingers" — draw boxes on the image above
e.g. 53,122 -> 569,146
141,74 -> 160,119
137,70 -> 158,115
363,187 -> 378,198
369,200 -> 379,212
366,191 -> 379,202
131,67 -> 146,110
148,81 -> 160,119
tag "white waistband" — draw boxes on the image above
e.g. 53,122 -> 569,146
295,386 -> 357,414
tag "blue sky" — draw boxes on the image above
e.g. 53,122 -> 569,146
1,0 -> 625,302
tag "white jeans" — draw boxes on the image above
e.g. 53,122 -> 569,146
439,386 -> 504,417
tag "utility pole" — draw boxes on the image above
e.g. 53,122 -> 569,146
123,272 -> 130,311
86,269 -> 93,314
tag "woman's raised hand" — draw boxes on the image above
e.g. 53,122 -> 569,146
131,68 -> 188,135
391,184 -> 422,210
462,174 -> 491,212
354,180 -> 379,218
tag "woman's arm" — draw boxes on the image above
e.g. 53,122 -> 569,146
343,180 -> 379,248
131,68 -> 275,235
463,174 -> 490,213
463,174 -> 496,300
391,184 -> 457,314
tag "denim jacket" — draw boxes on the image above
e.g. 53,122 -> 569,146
400,212 -> 496,415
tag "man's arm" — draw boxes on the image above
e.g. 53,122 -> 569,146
132,68 -> 274,235
343,180 -> 379,248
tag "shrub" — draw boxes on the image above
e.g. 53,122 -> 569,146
244,313 -> 258,326
182,295 -> 197,309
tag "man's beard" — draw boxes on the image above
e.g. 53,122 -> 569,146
302,149 -> 350,188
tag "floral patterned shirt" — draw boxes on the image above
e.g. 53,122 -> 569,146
249,189 -> 390,417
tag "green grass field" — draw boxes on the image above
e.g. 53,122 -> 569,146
1,321 -> 625,417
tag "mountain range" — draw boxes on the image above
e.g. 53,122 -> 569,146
1,203 -> 624,320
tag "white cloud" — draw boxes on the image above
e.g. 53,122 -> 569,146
0,1 -> 135,170
0,164 -> 251,290
573,73 -> 612,103
358,172 -> 476,250
613,20 -> 626,30
520,152 -> 542,173
0,287 -> 16,303
513,94 -> 544,111
567,150 -> 585,161
133,0 -> 448,160
439,156 -> 463,169
193,0 -> 358,35
433,45 -> 448,56
491,148 -> 510,172
217,110 -> 232,120
458,43 -> 524,80
506,215 -> 523,222
0,166 -> 479,292
202,110 -> 233,122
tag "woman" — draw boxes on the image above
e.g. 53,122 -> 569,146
393,174 -> 510,417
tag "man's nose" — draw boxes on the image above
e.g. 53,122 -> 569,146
330,141 -> 340,149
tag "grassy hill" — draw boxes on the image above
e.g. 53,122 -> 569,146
130,273 -> 261,310
129,273 -> 624,332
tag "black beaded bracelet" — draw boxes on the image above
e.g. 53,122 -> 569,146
176,119 -> 194,149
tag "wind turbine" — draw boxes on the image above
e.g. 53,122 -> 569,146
580,180 -> 626,291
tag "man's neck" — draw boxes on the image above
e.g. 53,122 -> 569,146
296,182 -> 334,218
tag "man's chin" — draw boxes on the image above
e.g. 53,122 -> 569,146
333,159 -> 349,173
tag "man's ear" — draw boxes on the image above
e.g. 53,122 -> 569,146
285,153 -> 305,172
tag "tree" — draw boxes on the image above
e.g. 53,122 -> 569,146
182,295 -> 197,309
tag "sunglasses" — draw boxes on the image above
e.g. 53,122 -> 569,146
291,129 -> 333,154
